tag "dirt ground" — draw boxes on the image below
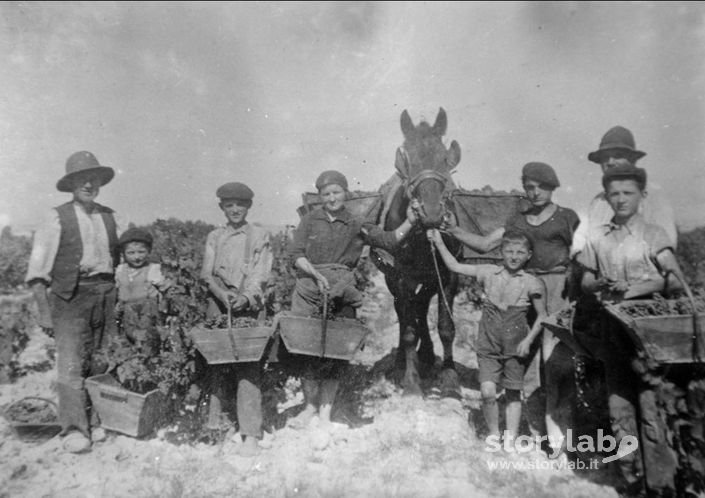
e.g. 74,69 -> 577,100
0,274 -> 622,498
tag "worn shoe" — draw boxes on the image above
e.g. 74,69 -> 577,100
62,431 -> 91,454
91,427 -> 107,443
331,408 -> 374,428
286,406 -> 317,430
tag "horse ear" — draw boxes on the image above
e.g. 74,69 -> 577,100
400,110 -> 414,139
447,140 -> 461,170
432,108 -> 447,136
395,147 -> 409,178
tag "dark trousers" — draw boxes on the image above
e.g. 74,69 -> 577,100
204,299 -> 263,438
205,362 -> 263,438
600,312 -> 677,491
51,280 -> 117,436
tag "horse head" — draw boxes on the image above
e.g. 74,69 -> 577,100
395,108 -> 461,228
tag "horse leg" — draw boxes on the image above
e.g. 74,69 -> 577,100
385,275 -> 407,373
415,295 -> 436,373
437,276 -> 460,400
397,298 -> 423,397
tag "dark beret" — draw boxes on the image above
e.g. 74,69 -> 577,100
602,165 -> 647,191
216,182 -> 254,201
119,227 -> 153,248
521,162 -> 560,189
315,170 -> 348,191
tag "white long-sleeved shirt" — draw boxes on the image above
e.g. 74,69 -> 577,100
25,202 -> 126,285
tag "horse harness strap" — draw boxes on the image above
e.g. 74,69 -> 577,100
405,169 -> 449,199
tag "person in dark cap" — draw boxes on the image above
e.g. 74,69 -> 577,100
577,164 -> 691,496
573,125 -> 677,253
446,162 -> 580,459
25,151 -> 126,453
199,181 -> 272,456
114,227 -> 169,356
286,169 -> 418,430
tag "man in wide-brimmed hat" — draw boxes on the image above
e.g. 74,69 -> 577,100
573,125 -> 677,253
25,151 -> 125,453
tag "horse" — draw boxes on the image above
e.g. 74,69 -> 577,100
371,108 -> 463,398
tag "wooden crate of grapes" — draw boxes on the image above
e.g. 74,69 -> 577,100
275,293 -> 371,361
189,311 -> 276,365
604,296 -> 705,364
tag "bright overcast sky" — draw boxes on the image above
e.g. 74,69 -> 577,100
1,2 -> 704,233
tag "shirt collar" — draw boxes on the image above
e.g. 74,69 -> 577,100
312,207 -> 352,224
224,221 -> 249,234
494,265 -> 527,277
602,213 -> 645,236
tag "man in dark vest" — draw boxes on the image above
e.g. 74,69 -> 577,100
25,151 -> 124,453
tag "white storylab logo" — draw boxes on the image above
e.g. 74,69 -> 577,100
485,429 -> 639,463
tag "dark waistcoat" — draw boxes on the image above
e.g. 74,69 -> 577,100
51,202 -> 119,300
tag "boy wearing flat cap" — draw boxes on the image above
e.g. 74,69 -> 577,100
578,164 -> 692,495
446,162 -> 580,458
25,151 -> 126,453
573,125 -> 677,254
200,182 -> 272,456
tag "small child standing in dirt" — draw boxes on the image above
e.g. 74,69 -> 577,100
115,228 -> 168,356
428,229 -> 547,448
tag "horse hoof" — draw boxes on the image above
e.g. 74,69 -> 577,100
402,383 -> 423,397
441,388 -> 462,401
439,368 -> 461,399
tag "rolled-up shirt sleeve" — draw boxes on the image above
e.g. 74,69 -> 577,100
576,235 -> 599,274
25,209 -> 62,285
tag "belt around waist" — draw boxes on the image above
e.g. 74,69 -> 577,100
78,273 -> 114,284
527,266 -> 568,276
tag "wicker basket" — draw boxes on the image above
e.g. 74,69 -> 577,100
4,397 -> 61,442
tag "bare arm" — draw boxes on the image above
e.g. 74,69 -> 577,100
295,257 -> 330,293
516,288 -> 548,357
623,249 -> 685,300
30,281 -> 53,331
447,225 -> 504,253
580,269 -> 603,295
427,229 -> 479,277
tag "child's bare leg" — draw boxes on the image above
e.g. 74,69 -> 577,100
319,379 -> 339,427
481,381 -> 500,437
505,389 -> 522,441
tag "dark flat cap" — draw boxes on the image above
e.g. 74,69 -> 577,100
315,170 -> 348,191
216,182 -> 254,200
521,162 -> 560,189
601,164 -> 648,191
119,227 -> 153,248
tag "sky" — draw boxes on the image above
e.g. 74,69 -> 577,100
1,1 -> 704,234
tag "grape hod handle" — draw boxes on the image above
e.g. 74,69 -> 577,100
320,292 -> 328,359
226,299 -> 239,361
